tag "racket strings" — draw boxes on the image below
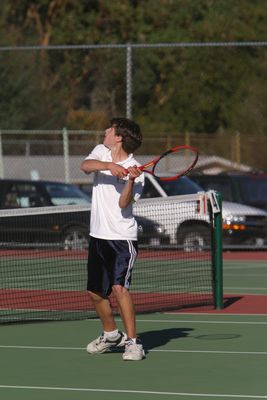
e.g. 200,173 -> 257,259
153,149 -> 197,178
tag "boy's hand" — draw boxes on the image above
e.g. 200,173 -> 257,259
108,162 -> 128,178
127,166 -> 142,181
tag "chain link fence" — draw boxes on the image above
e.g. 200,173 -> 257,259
1,41 -> 267,181
0,129 -> 265,183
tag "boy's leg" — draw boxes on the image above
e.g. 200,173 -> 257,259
112,285 -> 136,338
86,290 -> 127,354
89,290 -> 117,331
112,285 -> 145,361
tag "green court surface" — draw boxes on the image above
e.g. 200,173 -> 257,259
0,254 -> 266,400
223,258 -> 267,295
0,314 -> 267,400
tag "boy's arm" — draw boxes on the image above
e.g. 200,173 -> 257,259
119,166 -> 142,209
80,159 -> 127,178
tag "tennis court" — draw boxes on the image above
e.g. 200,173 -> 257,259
0,251 -> 266,400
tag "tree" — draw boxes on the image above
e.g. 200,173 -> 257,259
0,0 -> 267,134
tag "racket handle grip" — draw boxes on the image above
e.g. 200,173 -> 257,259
125,166 -> 144,174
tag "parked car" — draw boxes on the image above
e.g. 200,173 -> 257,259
0,179 -> 169,249
189,173 -> 267,212
0,179 -> 90,208
136,174 -> 267,249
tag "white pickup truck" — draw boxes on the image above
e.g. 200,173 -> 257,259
133,175 -> 267,250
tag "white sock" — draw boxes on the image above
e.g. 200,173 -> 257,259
104,329 -> 119,339
128,337 -> 137,343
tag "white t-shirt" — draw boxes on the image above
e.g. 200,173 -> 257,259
85,144 -> 144,240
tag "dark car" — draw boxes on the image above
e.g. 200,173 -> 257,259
0,179 -> 169,249
0,179 -> 90,209
189,173 -> 267,212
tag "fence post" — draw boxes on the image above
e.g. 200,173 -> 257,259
126,43 -> 132,119
62,127 -> 70,183
166,135 -> 172,150
185,131 -> 191,146
0,130 -> 4,178
235,131 -> 241,164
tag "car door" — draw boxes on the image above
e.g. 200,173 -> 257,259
0,182 -> 49,243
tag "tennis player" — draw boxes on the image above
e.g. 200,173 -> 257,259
80,117 -> 145,361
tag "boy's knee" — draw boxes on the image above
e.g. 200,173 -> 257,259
88,290 -> 106,303
112,284 -> 128,297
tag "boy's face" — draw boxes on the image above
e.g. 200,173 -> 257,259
103,125 -> 122,148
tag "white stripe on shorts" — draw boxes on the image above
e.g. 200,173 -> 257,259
124,241 -> 137,289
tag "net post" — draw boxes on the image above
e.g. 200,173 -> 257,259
212,191 -> 223,309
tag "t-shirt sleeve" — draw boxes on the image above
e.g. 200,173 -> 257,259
84,144 -> 106,161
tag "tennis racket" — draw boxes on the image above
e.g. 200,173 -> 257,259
134,145 -> 198,181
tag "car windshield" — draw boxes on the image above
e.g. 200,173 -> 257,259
239,177 -> 267,205
45,183 -> 90,205
194,179 -> 235,202
159,177 -> 203,195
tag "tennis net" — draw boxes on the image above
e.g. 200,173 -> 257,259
0,192 -> 222,323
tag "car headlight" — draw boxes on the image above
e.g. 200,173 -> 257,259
223,215 -> 246,231
224,215 -> 246,224
155,225 -> 165,234
137,224 -> 143,234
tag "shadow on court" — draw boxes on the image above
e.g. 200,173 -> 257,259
139,327 -> 193,351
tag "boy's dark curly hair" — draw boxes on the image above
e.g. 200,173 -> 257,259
110,117 -> 142,153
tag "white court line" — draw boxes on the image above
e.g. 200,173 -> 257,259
82,318 -> 267,324
0,385 -> 266,398
224,287 -> 267,291
78,318 -> 267,325
0,345 -> 267,355
166,312 -> 267,316
224,274 -> 267,277
151,349 -> 267,355
135,319 -> 267,325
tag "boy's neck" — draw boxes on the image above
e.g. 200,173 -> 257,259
110,145 -> 129,163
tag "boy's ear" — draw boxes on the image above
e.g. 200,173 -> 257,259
115,135 -> 123,143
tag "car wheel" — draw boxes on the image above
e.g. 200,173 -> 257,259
177,225 -> 210,252
63,227 -> 89,250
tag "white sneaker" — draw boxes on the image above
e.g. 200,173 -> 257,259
122,339 -> 145,361
86,331 -> 127,354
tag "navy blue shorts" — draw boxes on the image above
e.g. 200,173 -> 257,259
87,236 -> 138,296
